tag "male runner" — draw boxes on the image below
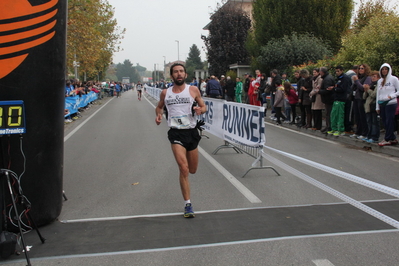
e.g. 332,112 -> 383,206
155,63 -> 207,218
136,82 -> 143,100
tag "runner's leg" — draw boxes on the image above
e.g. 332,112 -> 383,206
171,144 -> 191,200
187,148 -> 199,174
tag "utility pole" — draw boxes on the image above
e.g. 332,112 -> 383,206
175,40 -> 179,61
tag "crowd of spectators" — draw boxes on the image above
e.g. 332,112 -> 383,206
64,80 -> 132,124
185,63 -> 399,147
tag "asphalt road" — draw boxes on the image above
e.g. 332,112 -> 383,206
3,89 -> 399,266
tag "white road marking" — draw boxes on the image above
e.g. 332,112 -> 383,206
21,229 -> 398,262
64,97 -> 114,142
313,259 -> 335,266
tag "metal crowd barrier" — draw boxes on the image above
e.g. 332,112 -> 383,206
212,141 -> 280,178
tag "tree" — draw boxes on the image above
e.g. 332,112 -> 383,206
67,0 -> 125,81
257,32 -> 333,75
115,59 -> 140,82
352,0 -> 392,34
185,44 -> 203,81
203,4 -> 251,77
335,12 -> 399,74
251,0 -> 352,53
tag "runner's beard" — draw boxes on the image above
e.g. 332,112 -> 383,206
173,77 -> 185,86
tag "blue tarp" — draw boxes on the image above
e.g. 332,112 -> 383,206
65,92 -> 98,117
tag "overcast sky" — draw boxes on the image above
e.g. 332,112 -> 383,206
108,0 -> 220,71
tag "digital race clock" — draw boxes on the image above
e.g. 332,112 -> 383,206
0,100 -> 26,135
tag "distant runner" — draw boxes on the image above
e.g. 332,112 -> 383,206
136,82 -> 143,100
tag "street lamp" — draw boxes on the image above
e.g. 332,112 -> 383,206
175,40 -> 179,62
163,56 -> 166,79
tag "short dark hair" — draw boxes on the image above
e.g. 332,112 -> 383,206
170,63 -> 186,76
335,65 -> 344,71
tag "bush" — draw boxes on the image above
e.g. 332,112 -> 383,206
257,32 -> 333,76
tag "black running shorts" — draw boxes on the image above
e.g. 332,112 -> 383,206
168,128 -> 201,151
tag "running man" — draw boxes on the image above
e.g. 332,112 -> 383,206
136,81 -> 143,100
155,63 -> 207,218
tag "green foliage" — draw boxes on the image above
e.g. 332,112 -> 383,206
257,32 -> 333,75
226,70 -> 237,81
135,64 -> 147,73
352,0 -> 392,34
252,0 -> 352,53
203,5 -> 251,77
115,60 -> 140,83
185,44 -> 203,81
335,13 -> 399,74
67,0 -> 125,81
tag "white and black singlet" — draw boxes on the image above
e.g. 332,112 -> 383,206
165,84 -> 197,129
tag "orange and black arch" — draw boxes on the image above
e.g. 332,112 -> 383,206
0,0 -> 58,79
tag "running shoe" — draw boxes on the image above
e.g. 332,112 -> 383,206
333,131 -> 342,136
184,203 -> 195,218
350,134 -> 358,138
390,139 -> 398,145
378,140 -> 391,146
327,131 -> 335,135
366,139 -> 378,144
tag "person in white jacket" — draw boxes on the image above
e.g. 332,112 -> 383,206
376,63 -> 399,146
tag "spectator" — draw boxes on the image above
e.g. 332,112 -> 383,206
190,77 -> 198,87
243,73 -> 251,104
65,81 -> 74,97
235,77 -> 243,103
298,69 -> 313,128
224,76 -> 236,101
351,64 -> 372,140
281,73 -> 290,84
259,73 -> 268,109
200,78 -> 207,96
206,75 -> 223,98
328,66 -> 351,136
363,71 -> 380,143
376,63 -> 399,146
273,80 -> 286,125
343,65 -> 358,134
249,74 -> 261,106
309,68 -> 324,130
284,81 -> 299,125
319,67 -> 336,133
270,69 -> 282,115
281,73 -> 291,123
115,82 -> 121,98
219,75 -> 226,98
109,81 -> 115,97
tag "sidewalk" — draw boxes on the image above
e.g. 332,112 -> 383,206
264,114 -> 399,158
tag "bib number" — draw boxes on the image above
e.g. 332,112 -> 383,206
170,115 -> 190,129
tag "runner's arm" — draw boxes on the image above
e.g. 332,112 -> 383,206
155,90 -> 167,125
190,86 -> 207,115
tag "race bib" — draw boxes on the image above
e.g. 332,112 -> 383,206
170,115 -> 191,129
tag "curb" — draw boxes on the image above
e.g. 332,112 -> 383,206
265,118 -> 399,158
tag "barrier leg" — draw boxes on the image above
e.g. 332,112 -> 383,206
212,141 -> 242,155
242,151 -> 280,178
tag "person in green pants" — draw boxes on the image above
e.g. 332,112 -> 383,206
328,66 -> 352,136
235,77 -> 243,103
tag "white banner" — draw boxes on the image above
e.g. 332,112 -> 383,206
145,86 -> 266,147
199,98 -> 265,147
